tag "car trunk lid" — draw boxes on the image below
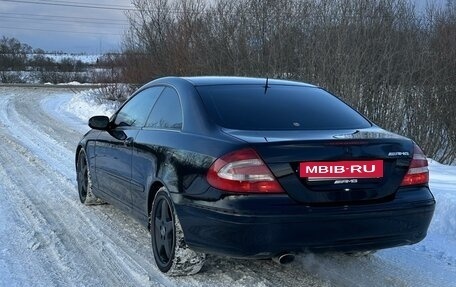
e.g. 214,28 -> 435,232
223,128 -> 414,204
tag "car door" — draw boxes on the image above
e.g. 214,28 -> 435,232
131,87 -> 183,219
94,86 -> 164,207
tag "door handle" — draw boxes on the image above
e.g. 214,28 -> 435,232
124,137 -> 134,147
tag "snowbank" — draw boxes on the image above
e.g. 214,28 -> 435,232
428,160 -> 456,239
65,89 -> 120,121
57,81 -> 95,86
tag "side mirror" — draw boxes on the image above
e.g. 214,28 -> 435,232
88,115 -> 110,130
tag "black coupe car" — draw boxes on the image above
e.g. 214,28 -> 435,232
76,76 -> 435,275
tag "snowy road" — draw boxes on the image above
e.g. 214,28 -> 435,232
0,87 -> 455,287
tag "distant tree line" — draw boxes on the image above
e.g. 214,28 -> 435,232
122,0 -> 456,164
0,37 -> 103,83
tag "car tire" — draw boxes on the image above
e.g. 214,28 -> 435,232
151,188 -> 206,276
76,149 -> 105,205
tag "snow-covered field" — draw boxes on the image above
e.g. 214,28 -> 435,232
27,54 -> 101,64
0,86 -> 455,287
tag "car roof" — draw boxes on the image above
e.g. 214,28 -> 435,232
181,76 -> 316,87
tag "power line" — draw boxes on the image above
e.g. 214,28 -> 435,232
0,15 -> 128,26
0,26 -> 123,35
0,12 -> 129,23
37,0 -> 131,8
1,0 -> 207,15
0,0 -> 135,11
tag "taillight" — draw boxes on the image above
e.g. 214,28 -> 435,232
400,144 -> 429,186
207,148 -> 284,193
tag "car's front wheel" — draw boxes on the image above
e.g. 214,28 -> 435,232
151,188 -> 205,276
76,149 -> 104,205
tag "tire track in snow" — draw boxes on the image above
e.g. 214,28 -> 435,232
0,143 -> 78,287
0,132 -> 172,287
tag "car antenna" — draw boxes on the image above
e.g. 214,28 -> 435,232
264,77 -> 269,94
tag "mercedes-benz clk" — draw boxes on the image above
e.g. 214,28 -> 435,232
76,77 -> 435,275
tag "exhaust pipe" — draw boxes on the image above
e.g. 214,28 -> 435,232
273,253 -> 295,265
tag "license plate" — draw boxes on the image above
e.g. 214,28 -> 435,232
300,160 -> 383,178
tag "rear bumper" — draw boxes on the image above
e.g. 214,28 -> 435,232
173,187 -> 435,258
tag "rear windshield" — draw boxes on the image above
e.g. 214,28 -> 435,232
197,85 -> 371,130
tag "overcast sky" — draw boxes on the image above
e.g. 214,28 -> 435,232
0,0 -> 447,54
0,0 -> 133,53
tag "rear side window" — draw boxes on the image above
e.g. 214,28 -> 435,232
114,86 -> 163,127
145,87 -> 183,130
197,85 -> 371,130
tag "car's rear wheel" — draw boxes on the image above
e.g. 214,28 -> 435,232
76,150 -> 104,205
151,188 -> 205,276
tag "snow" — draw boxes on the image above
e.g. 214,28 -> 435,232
65,89 -> 119,122
0,86 -> 455,287
56,81 -> 96,86
28,53 -> 101,64
427,160 -> 456,238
